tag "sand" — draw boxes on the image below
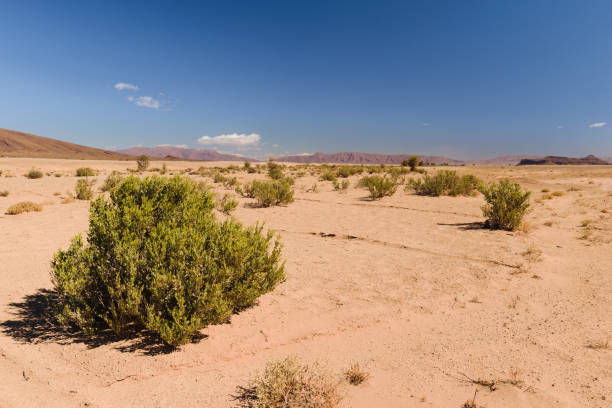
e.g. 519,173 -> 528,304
0,158 -> 610,407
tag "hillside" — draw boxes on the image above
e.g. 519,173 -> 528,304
117,146 -> 257,162
0,128 -> 131,160
518,155 -> 609,165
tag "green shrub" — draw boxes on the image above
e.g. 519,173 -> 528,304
479,179 -> 530,231
333,180 -> 350,191
217,193 -> 238,215
25,168 -> 43,179
267,161 -> 284,180
100,171 -> 124,192
51,176 -> 285,346
160,163 -> 168,175
252,179 -> 294,207
214,173 -> 227,183
136,155 -> 149,171
243,356 -> 342,408
75,178 -> 96,200
76,167 -> 95,177
409,170 -> 479,196
224,176 -> 239,189
358,175 -> 397,200
6,201 -> 42,215
407,156 -> 419,171
337,166 -> 362,178
320,171 -> 337,182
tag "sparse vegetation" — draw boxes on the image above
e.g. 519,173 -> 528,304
344,363 -> 369,385
267,160 -> 284,180
6,201 -> 43,215
408,170 -> 480,196
252,179 -> 294,207
333,180 -> 349,191
75,178 -> 95,200
479,180 -> 530,231
217,193 -> 238,215
585,339 -> 610,350
25,168 -> 43,179
51,176 -> 285,346
76,167 -> 95,177
0,190 -> 8,197
238,356 -> 341,408
358,175 -> 398,200
100,171 -> 124,192
136,155 -> 150,171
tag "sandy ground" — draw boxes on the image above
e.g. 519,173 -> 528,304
0,158 -> 611,408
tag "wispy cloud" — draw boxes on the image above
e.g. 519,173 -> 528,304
114,82 -> 139,91
423,123 -> 430,127
589,122 -> 606,128
157,144 -> 188,149
127,95 -> 160,110
556,125 -> 564,129
197,133 -> 261,147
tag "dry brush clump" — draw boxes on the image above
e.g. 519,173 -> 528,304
51,176 -> 285,346
25,168 -> 43,179
100,171 -> 124,192
344,363 -> 369,385
6,201 -> 43,215
76,167 -> 95,177
75,178 -> 96,200
237,356 -> 342,408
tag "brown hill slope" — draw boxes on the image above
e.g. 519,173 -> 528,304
117,146 -> 257,162
0,128 -> 131,160
518,155 -> 609,165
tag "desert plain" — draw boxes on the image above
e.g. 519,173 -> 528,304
0,158 -> 611,408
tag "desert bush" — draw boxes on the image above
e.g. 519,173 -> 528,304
51,176 -> 285,346
217,193 -> 238,215
320,171 -> 337,182
267,161 -> 284,180
0,190 -> 8,197
242,356 -> 341,408
75,178 -> 96,200
76,167 -> 95,177
214,173 -> 228,183
6,201 -> 42,215
160,163 -> 168,175
136,155 -> 149,171
358,175 -> 397,200
479,179 -> 530,231
344,363 -> 369,385
224,176 -> 239,189
333,180 -> 350,191
337,166 -> 362,178
252,179 -> 294,207
100,171 -> 124,192
25,168 -> 43,179
407,156 -> 419,171
409,170 -> 479,196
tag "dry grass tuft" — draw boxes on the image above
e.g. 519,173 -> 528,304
6,201 -> 43,215
0,190 -> 9,197
235,356 -> 342,408
585,339 -> 610,350
344,363 -> 369,385
521,246 -> 542,262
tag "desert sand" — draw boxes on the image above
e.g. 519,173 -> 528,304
0,158 -> 610,407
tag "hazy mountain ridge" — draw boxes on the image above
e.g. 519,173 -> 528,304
117,146 -> 258,162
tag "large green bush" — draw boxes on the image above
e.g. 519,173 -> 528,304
479,179 -> 530,231
252,179 -> 294,207
409,170 -> 480,196
51,176 -> 285,346
358,175 -> 398,200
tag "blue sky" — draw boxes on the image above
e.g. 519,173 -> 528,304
1,0 -> 611,159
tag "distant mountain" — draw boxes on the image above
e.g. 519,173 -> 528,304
464,155 -> 539,166
518,155 -> 609,165
0,128 -> 131,160
275,152 -> 463,165
117,146 -> 257,162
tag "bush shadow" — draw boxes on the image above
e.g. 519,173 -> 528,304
437,221 -> 486,230
0,288 -> 199,356
230,385 -> 258,408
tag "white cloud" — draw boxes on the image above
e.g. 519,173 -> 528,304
557,125 -> 564,129
295,152 -> 313,156
157,144 -> 188,149
423,123 -> 430,126
589,122 -> 606,128
114,82 -> 139,91
127,95 -> 160,109
197,133 -> 261,147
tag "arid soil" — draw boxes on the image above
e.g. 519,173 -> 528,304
0,158 -> 611,408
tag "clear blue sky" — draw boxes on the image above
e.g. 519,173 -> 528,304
1,0 -> 611,159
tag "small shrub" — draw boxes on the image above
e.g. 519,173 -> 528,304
76,167 -> 95,177
409,170 -> 479,196
25,168 -> 43,179
407,156 -> 419,171
224,176 -> 239,189
358,175 -> 397,200
253,179 -> 294,207
160,163 -> 168,175
214,173 -> 227,184
333,180 -> 350,191
136,155 -> 149,171
51,176 -> 285,346
100,171 -> 124,192
75,178 -> 95,200
6,201 -> 42,215
479,180 -> 530,231
242,356 -> 341,408
217,193 -> 238,215
0,190 -> 8,197
320,171 -> 337,182
267,161 -> 284,180
344,363 -> 369,385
